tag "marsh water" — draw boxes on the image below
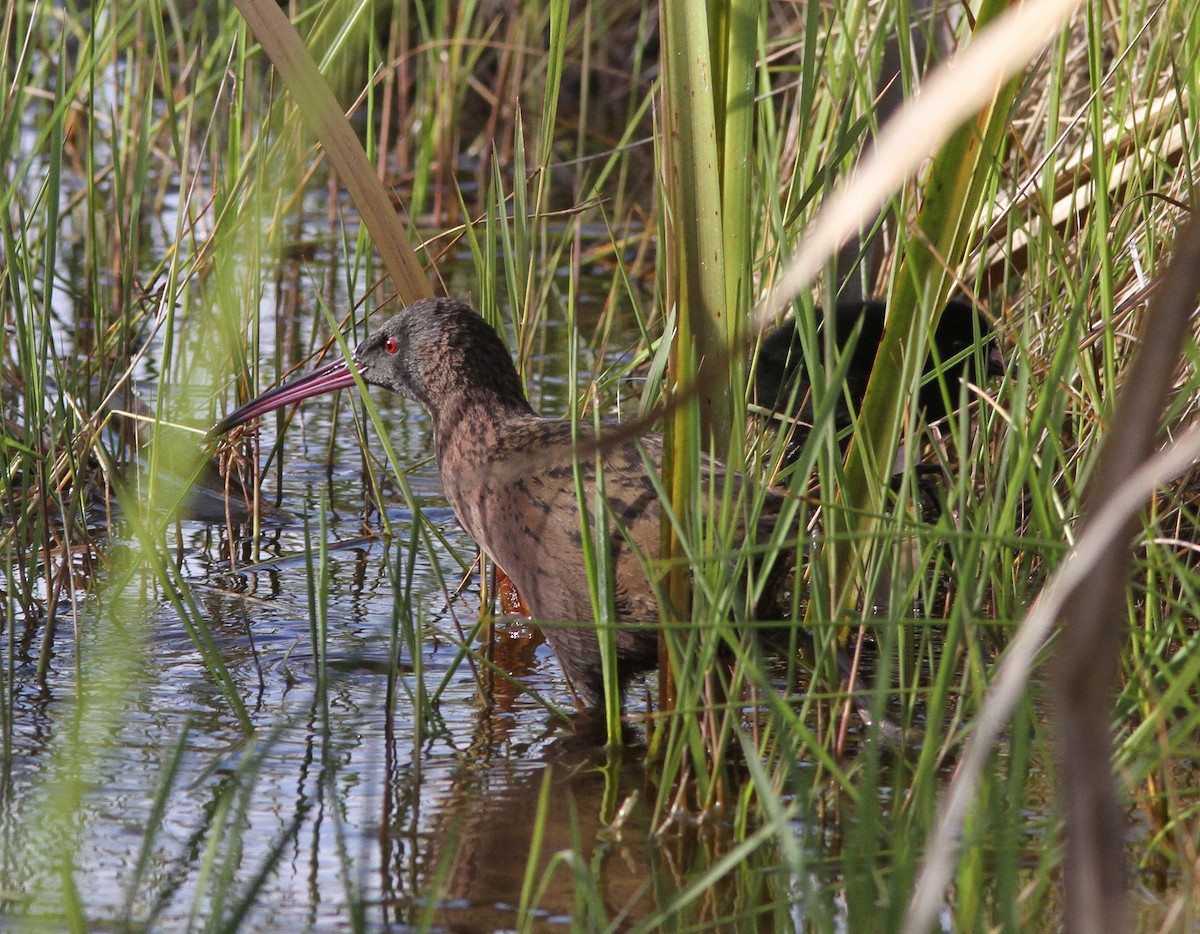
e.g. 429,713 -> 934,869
0,211 -> 850,930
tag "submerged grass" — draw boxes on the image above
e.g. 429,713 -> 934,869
1,0 -> 1199,929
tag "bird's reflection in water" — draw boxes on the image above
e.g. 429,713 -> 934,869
376,677 -> 802,930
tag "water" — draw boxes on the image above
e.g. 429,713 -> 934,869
0,56 -> 1035,930
2,240 -> 831,929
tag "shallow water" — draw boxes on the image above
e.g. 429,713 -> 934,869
1,258 -> 841,930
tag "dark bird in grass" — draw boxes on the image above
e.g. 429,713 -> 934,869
754,299 -> 1004,468
213,297 -> 796,717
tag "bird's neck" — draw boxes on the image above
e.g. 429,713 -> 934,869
429,390 -> 536,465
417,339 -> 538,471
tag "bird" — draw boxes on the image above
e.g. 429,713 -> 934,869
753,299 -> 1003,468
213,297 -> 796,717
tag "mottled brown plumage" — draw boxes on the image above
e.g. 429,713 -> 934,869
214,297 -> 792,713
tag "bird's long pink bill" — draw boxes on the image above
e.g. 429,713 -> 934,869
211,357 -> 359,437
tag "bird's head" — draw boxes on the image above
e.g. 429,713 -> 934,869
211,297 -> 531,438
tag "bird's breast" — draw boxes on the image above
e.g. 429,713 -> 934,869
433,419 -> 665,624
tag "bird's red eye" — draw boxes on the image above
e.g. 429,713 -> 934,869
384,337 -> 398,354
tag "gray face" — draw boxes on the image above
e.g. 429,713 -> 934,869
212,297 -> 532,437
210,300 -> 446,436
352,316 -> 420,402
354,297 -> 532,418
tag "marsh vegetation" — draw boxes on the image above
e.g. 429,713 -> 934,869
1,0 -> 1199,929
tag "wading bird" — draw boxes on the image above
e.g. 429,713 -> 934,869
215,297 -> 1000,719
214,298 -> 795,716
